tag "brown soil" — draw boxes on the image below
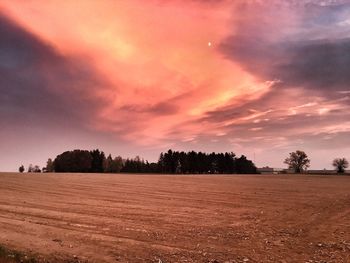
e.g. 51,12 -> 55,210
0,173 -> 349,263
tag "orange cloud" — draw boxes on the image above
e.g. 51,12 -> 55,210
1,0 -> 350,170
1,0 -> 268,145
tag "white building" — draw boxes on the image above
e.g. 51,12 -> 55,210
257,167 -> 283,174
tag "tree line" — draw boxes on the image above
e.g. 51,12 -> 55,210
158,150 -> 257,174
19,149 -> 349,175
19,149 -> 257,174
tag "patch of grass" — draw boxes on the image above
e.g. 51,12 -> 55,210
0,244 -> 38,263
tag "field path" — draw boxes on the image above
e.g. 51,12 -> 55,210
0,173 -> 349,262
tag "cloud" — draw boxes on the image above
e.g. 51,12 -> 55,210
119,101 -> 179,116
181,0 -> 350,157
0,1 -> 350,170
220,2 -> 350,95
0,12 -> 110,129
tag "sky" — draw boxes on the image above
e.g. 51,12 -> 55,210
1,0 -> 350,171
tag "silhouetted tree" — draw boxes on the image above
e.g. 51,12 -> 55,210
90,149 -> 106,173
27,164 -> 41,173
187,151 -> 197,173
333,158 -> 349,174
120,156 -> 159,173
54,150 -> 92,172
113,156 -> 124,172
47,148 -> 257,174
158,153 -> 165,173
156,150 -> 256,174
284,150 -> 310,173
147,162 -> 159,173
33,165 -> 41,173
178,151 -> 188,173
104,154 -> 124,173
45,158 -> 54,172
236,155 -> 257,174
27,164 -> 33,173
103,154 -> 114,173
18,165 -> 25,173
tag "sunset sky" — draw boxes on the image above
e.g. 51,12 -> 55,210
1,0 -> 350,171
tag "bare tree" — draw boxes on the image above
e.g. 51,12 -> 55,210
332,158 -> 349,174
284,150 -> 310,173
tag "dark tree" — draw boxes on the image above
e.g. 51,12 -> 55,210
333,158 -> 349,174
46,148 -> 257,174
103,154 -> 124,173
27,164 -> 33,173
187,151 -> 197,174
103,154 -> 114,173
45,158 -> 54,172
54,150 -> 92,173
157,150 -> 256,174
28,164 -> 41,173
120,156 -> 159,173
19,165 -> 25,173
147,162 -> 159,173
33,165 -> 41,173
284,150 -> 310,173
90,149 -> 106,173
113,156 -> 124,173
178,151 -> 189,173
158,153 -> 165,173
236,155 -> 257,174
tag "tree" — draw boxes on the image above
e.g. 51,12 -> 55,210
27,164 -> 41,173
103,154 -> 114,173
90,149 -> 106,173
284,150 -> 310,173
113,156 -> 124,172
27,164 -> 34,173
19,165 -> 25,173
236,155 -> 257,174
333,158 -> 349,174
157,150 -> 256,174
54,150 -> 92,172
33,165 -> 41,173
103,154 -> 123,173
45,158 -> 54,172
45,148 -> 258,174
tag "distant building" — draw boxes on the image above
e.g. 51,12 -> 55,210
257,167 -> 283,174
281,169 -> 295,174
307,169 -> 339,175
258,168 -> 350,175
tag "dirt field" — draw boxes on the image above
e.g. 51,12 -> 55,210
0,173 -> 349,263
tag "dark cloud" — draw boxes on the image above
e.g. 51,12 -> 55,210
280,39 -> 350,92
200,86 -> 284,124
149,102 -> 178,115
221,37 -> 350,93
220,2 -> 350,95
191,1 -> 350,155
0,13 -> 109,128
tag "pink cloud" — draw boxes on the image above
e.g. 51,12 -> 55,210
0,0 -> 349,170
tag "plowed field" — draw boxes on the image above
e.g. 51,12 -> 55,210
0,173 -> 349,262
